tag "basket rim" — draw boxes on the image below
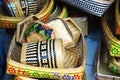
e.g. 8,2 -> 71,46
102,11 -> 120,44
92,0 -> 114,4
115,0 -> 120,27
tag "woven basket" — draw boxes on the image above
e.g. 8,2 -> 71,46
6,17 -> 86,80
61,0 -> 114,17
0,0 -> 68,29
101,0 -> 120,57
108,57 -> 120,75
0,0 -> 68,28
115,0 -> 120,35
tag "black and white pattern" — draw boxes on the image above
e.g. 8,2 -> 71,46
25,40 -> 57,68
61,0 -> 114,17
20,0 -> 37,16
27,0 -> 37,16
20,0 -> 28,16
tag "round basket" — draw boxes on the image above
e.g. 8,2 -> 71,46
0,0 -> 54,28
101,0 -> 120,57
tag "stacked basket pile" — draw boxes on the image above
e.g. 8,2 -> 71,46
6,14 -> 86,80
0,0 -> 68,28
98,0 -> 120,79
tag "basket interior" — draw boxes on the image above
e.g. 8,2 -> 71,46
10,34 -> 84,68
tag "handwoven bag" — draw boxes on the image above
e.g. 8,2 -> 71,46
6,16 -> 86,80
61,0 -> 114,17
101,0 -> 120,57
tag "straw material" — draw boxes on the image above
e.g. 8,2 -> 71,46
108,57 -> 120,75
0,0 -> 52,28
14,76 -> 37,80
14,75 -> 86,80
6,17 -> 86,80
0,0 -> 68,28
61,0 -> 114,17
101,0 -> 120,57
115,0 -> 120,35
35,0 -> 54,22
21,39 -> 65,68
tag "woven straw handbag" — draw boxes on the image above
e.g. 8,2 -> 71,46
0,0 -> 68,28
6,15 -> 86,80
61,0 -> 114,17
101,0 -> 120,57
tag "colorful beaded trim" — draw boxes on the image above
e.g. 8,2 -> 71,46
115,26 -> 120,35
7,64 -> 84,80
108,39 -> 120,57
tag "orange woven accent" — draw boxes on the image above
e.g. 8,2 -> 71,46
41,13 -> 50,22
0,20 -> 16,28
6,64 -> 27,76
115,26 -> 120,35
14,77 -> 22,80
74,72 -> 84,80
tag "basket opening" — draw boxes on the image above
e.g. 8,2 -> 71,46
10,35 -> 84,69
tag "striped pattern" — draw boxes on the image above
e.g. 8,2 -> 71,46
61,0 -> 114,16
27,0 -> 37,15
20,0 -> 28,16
19,0 -> 37,16
25,40 -> 57,68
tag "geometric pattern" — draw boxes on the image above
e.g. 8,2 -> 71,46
25,39 -> 57,68
61,0 -> 113,17
108,39 -> 120,57
20,0 -> 37,16
7,64 -> 84,80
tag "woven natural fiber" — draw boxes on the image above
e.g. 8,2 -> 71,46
115,0 -> 120,35
0,0 -> 68,28
61,0 -> 114,17
6,16 -> 86,80
14,74 -> 86,80
109,57 -> 120,75
0,0 -> 52,28
102,0 -> 120,57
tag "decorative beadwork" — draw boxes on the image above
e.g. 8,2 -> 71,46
108,39 -> 120,57
115,26 -> 120,35
7,64 -> 84,80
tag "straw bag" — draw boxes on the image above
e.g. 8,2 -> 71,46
61,0 -> 114,17
6,16 -> 86,80
101,0 -> 120,57
0,0 -> 68,28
